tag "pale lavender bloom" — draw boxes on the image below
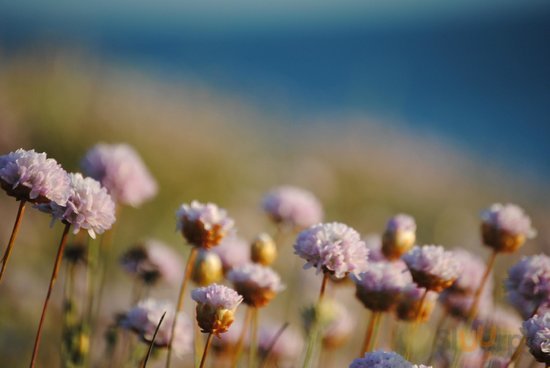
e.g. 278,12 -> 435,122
403,245 -> 459,291
294,222 -> 369,279
0,149 -> 70,205
262,185 -> 323,229
450,249 -> 488,294
522,312 -> 550,364
482,203 -> 536,239
176,200 -> 234,248
349,351 -> 413,368
258,324 -> 303,363
227,263 -> 284,307
120,299 -> 192,357
506,254 -> 550,316
120,239 -> 183,285
211,235 -> 250,272
191,283 -> 243,311
41,173 -> 116,239
81,143 -> 157,207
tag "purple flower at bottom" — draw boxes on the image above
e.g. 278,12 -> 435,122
81,143 -> 157,207
294,222 -> 369,279
522,312 -> 550,364
41,173 -> 116,239
0,149 -> 70,205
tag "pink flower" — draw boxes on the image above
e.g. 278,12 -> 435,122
262,185 -> 323,229
176,201 -> 234,249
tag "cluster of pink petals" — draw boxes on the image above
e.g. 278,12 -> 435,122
211,235 -> 250,271
482,203 -> 536,238
403,245 -> 459,285
120,239 -> 183,285
294,222 -> 369,279
506,254 -> 550,317
81,143 -> 157,207
227,263 -> 285,293
120,299 -> 193,357
349,351 -> 431,368
191,283 -> 243,310
522,312 -> 550,364
176,200 -> 234,235
353,261 -> 412,294
262,185 -> 323,229
0,149 -> 70,205
42,173 -> 116,239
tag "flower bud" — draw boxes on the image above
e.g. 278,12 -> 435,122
191,250 -> 223,286
381,214 -> 416,260
191,284 -> 243,337
251,233 -> 277,266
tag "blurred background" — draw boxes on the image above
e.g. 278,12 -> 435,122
0,1 -> 549,367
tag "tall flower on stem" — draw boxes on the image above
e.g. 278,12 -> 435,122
468,203 -> 536,320
191,284 -> 243,368
0,149 -> 70,282
166,201 -> 234,367
30,173 -> 115,367
227,263 -> 284,367
354,261 -> 413,354
294,222 -> 368,367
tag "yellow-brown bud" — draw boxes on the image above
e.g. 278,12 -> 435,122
382,229 -> 416,260
481,223 -> 526,253
251,233 -> 277,266
191,251 -> 223,286
196,304 -> 236,337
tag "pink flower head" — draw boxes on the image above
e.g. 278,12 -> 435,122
349,351 -> 419,368
354,261 -> 413,311
294,222 -> 369,279
0,149 -> 70,205
41,173 -> 116,239
262,185 -> 323,229
403,245 -> 459,292
120,299 -> 192,357
506,254 -> 550,316
191,284 -> 243,335
211,235 -> 250,272
449,249 -> 489,294
481,203 -> 536,252
227,263 -> 284,307
81,143 -> 157,207
176,200 -> 234,249
522,312 -> 550,364
120,239 -> 183,285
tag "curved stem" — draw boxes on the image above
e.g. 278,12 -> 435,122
0,200 -> 27,282
260,322 -> 289,368
362,311 -> 382,354
141,311 -> 166,368
165,246 -> 198,368
30,223 -> 71,368
199,333 -> 214,368
318,273 -> 329,303
467,250 -> 497,321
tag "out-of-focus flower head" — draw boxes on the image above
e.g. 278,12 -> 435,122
41,173 -> 116,239
506,254 -> 550,317
227,263 -> 284,308
212,318 -> 245,355
522,312 -> 550,364
396,285 -> 438,322
364,234 -> 385,262
81,143 -> 157,207
382,214 -> 416,260
120,239 -> 183,286
262,185 -> 323,230
449,249 -> 489,294
294,222 -> 369,279
353,261 -> 413,312
0,148 -> 70,205
439,285 -> 493,321
349,351 -> 427,368
302,299 -> 354,349
120,299 -> 192,357
191,250 -> 223,286
472,306 -> 522,353
481,203 -> 536,253
258,324 -> 303,364
211,234 -> 250,273
251,233 -> 277,266
191,284 -> 242,336
403,245 -> 459,292
176,200 -> 234,249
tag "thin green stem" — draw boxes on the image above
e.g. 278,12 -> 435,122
165,246 -> 198,368
30,223 -> 71,368
199,333 -> 214,368
0,199 -> 27,282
